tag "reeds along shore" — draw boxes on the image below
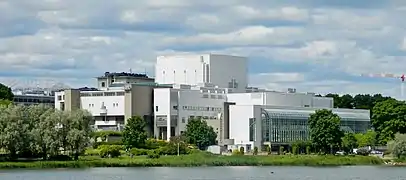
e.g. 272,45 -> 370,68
0,154 -> 384,169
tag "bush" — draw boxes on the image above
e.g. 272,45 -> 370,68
253,147 -> 258,155
93,141 -> 123,149
84,148 -> 100,156
357,148 -> 370,156
144,139 -> 169,149
239,147 -> 245,155
147,151 -> 160,159
47,155 -> 72,161
98,145 -> 122,158
265,146 -> 271,155
279,146 -> 284,155
306,146 -> 311,154
130,148 -> 149,156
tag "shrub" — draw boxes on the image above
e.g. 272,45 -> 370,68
265,146 -> 271,155
279,146 -> 284,155
144,139 -> 169,149
253,147 -> 258,155
84,148 -> 100,156
306,146 -> 311,154
93,141 -> 123,149
239,147 -> 245,155
47,155 -> 72,161
357,148 -> 370,156
147,150 -> 160,159
130,148 -> 149,156
98,145 -> 122,158
232,149 -> 241,155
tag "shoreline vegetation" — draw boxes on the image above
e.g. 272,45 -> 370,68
0,154 -> 386,169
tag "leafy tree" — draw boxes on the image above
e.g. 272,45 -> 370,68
66,109 -> 92,160
122,116 -> 147,149
308,109 -> 344,154
0,83 -> 13,101
341,132 -> 358,154
354,130 -> 376,148
0,105 -> 31,159
31,107 -> 60,159
388,133 -> 406,159
372,99 -> 406,144
0,99 -> 12,107
184,118 -> 217,150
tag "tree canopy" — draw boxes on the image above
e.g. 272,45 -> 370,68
122,116 -> 148,149
308,109 -> 344,154
388,133 -> 406,159
0,104 -> 92,160
372,99 -> 406,144
184,118 -> 217,150
0,83 -> 13,101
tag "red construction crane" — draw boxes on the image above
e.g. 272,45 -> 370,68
360,73 -> 405,100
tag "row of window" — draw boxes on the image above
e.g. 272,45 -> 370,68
81,92 -> 125,97
88,103 -> 120,108
57,95 -> 65,101
182,106 -> 222,112
201,94 -> 225,99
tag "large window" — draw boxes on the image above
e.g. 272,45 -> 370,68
249,118 -> 256,141
261,109 -> 370,144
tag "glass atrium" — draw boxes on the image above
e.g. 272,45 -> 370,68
258,109 -> 370,144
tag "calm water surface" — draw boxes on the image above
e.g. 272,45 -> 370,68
1,166 -> 405,180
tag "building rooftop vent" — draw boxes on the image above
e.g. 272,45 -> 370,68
287,88 -> 296,93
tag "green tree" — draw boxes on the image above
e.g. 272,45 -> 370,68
31,107 -> 61,159
341,132 -> 358,154
184,118 -> 217,150
0,105 -> 31,159
354,130 -> 376,148
122,116 -> 147,149
0,83 -> 13,101
372,99 -> 406,144
388,133 -> 406,159
308,109 -> 344,154
66,109 -> 92,160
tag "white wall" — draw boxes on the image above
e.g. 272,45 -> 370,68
229,105 -> 254,146
209,54 -> 247,92
177,90 -> 226,134
54,91 -> 64,110
154,87 -> 227,140
227,92 -> 333,108
155,54 -> 248,92
155,54 -> 210,85
81,95 -> 125,116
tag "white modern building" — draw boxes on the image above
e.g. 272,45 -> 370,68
155,54 -> 248,93
54,53 -> 372,152
54,72 -> 168,134
153,84 -> 228,141
228,105 -> 370,151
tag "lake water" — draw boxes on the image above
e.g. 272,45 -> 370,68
1,166 -> 405,180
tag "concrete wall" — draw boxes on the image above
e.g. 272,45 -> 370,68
155,54 -> 247,92
81,93 -> 125,116
153,87 -> 227,141
227,92 -> 333,108
155,54 -> 209,85
208,54 -> 247,92
229,105 -> 254,147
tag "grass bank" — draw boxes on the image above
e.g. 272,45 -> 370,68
0,154 -> 383,169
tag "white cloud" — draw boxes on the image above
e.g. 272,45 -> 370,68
1,0 -> 406,98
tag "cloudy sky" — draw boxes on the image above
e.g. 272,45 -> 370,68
1,0 -> 406,98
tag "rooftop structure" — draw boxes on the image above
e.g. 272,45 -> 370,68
96,71 -> 154,90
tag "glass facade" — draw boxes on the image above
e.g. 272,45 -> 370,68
261,109 -> 370,144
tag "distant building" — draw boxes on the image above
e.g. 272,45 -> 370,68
54,54 -> 372,152
155,54 -> 248,93
54,72 -> 169,134
13,89 -> 55,107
